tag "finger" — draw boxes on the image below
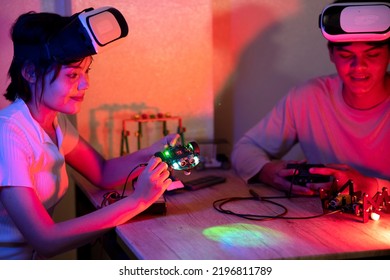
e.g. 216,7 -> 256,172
307,182 -> 332,192
153,161 -> 169,175
158,169 -> 170,180
279,168 -> 299,177
161,177 -> 173,190
166,133 -> 180,146
146,156 -> 162,171
309,167 -> 335,176
290,184 -> 315,196
279,178 -> 315,196
285,159 -> 307,165
323,163 -> 349,170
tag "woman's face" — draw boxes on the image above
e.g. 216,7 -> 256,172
40,57 -> 93,115
329,42 -> 390,97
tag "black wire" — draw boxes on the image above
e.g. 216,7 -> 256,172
120,163 -> 148,198
100,163 -> 148,208
213,188 -> 341,221
213,196 -> 288,221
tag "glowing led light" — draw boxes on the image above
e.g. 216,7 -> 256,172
194,157 -> 200,164
172,162 -> 180,170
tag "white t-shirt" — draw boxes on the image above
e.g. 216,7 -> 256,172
0,99 -> 79,259
232,74 -> 390,188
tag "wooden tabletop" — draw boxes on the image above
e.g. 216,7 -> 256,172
72,168 -> 390,260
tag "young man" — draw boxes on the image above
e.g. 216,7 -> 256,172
231,1 -> 390,198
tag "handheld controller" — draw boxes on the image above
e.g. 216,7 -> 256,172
285,163 -> 331,186
155,141 -> 200,171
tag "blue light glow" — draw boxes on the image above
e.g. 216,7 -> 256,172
203,223 -> 285,247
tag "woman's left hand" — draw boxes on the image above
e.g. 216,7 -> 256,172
147,133 -> 180,154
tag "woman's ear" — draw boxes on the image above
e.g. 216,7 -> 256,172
21,63 -> 36,83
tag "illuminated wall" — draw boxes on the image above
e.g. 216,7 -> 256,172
0,0 -> 338,260
70,0 -> 214,158
213,0 -> 335,158
70,0 -> 336,159
0,0 -> 335,158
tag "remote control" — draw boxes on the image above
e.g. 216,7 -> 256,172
182,175 -> 226,191
286,163 -> 331,186
155,141 -> 200,171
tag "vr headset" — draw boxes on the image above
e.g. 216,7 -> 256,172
14,7 -> 128,62
319,2 -> 390,42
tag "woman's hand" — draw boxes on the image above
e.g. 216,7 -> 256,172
132,156 -> 172,204
147,133 -> 180,154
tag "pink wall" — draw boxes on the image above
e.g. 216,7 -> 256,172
1,0 -> 335,159
68,1 -> 214,157
0,1 -> 43,109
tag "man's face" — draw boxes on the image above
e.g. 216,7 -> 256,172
329,42 -> 390,97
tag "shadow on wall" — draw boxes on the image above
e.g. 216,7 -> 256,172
213,3 -> 298,159
88,103 -> 159,158
87,103 -> 210,159
232,22 -> 297,142
213,0 -> 334,161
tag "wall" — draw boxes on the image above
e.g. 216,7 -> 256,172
213,0 -> 335,158
1,0 -> 336,157
1,0 -> 336,259
71,0 -> 214,158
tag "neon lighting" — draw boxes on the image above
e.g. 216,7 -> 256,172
203,223 -> 285,247
172,162 -> 180,170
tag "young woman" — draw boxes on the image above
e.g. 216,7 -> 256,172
0,11 -> 177,259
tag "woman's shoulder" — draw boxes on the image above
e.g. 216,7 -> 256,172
0,99 -> 28,124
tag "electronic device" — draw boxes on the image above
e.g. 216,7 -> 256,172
319,2 -> 390,42
285,163 -> 332,186
154,141 -> 201,171
49,7 -> 128,61
14,7 -> 129,62
320,180 -> 390,223
182,175 -> 226,191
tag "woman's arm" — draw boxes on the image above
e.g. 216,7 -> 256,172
65,133 -> 179,188
0,156 -> 170,258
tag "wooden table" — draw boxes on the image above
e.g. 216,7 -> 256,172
72,168 -> 390,260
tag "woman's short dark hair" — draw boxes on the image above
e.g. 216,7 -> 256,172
4,12 -> 82,102
326,0 -> 390,49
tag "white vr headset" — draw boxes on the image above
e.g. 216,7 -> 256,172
319,2 -> 390,42
47,6 -> 129,62
14,7 -> 128,62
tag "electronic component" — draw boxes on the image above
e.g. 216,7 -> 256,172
182,175 -> 226,191
14,7 -> 128,62
320,180 -> 390,223
285,163 -> 332,186
155,142 -> 200,171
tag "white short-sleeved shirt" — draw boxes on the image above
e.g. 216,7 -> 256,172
0,99 -> 79,259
